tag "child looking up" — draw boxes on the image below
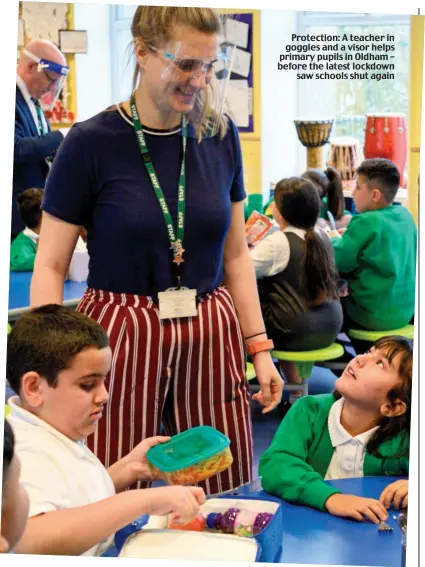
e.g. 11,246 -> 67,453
259,336 -> 411,522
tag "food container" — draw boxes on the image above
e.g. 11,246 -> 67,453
146,426 -> 233,485
116,494 -> 283,563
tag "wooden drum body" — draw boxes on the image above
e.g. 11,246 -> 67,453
364,113 -> 407,179
294,119 -> 334,169
328,137 -> 364,188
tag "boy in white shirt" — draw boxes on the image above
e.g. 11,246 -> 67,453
7,305 -> 205,556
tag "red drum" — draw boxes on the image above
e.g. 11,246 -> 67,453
364,113 -> 407,180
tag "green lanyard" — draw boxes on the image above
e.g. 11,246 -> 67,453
32,99 -> 45,135
130,94 -> 187,288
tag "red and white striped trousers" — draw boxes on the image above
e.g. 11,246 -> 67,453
77,285 -> 253,494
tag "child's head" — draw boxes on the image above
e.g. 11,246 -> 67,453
354,158 -> 400,213
1,419 -> 29,553
335,336 -> 412,450
301,166 -> 344,220
17,188 -> 43,232
7,305 -> 111,442
273,177 -> 338,304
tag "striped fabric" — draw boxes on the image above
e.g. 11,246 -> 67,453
77,285 -> 253,494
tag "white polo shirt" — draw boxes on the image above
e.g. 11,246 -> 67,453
324,397 -> 380,480
7,396 -> 116,556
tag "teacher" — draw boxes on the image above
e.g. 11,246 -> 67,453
31,6 -> 283,494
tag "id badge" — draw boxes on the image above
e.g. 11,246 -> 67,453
158,287 -> 198,320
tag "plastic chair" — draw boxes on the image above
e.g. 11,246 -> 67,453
271,343 -> 344,396
348,325 -> 414,342
246,362 -> 256,382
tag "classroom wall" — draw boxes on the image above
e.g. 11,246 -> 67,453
73,3 -> 113,121
408,15 -> 424,225
260,10 -> 299,196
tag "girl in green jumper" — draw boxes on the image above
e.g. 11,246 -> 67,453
259,336 -> 411,523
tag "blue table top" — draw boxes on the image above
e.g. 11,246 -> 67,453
8,272 -> 87,316
106,476 -> 405,565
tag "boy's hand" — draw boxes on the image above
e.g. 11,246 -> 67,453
325,493 -> 388,523
126,436 -> 171,482
379,480 -> 408,510
145,486 -> 206,525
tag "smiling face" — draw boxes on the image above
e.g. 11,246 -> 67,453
136,24 -> 219,117
21,346 -> 111,441
335,346 -> 407,417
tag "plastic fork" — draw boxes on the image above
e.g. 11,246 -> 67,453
378,520 -> 393,533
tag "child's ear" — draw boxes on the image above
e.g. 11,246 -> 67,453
380,399 -> 407,418
21,371 -> 46,408
371,188 -> 383,203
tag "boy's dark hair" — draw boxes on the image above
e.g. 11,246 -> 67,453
335,335 -> 413,460
274,177 -> 338,304
17,188 -> 43,230
302,166 -> 345,220
356,158 -> 400,204
7,305 -> 109,394
3,419 -> 14,497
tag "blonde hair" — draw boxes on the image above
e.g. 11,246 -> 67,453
131,6 -> 229,141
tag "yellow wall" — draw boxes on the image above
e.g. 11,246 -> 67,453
408,16 -> 424,224
220,9 -> 261,195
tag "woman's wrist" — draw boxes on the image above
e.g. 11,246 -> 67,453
245,332 -> 268,345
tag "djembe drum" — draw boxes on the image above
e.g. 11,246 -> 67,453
328,137 -> 363,189
364,113 -> 407,181
294,119 -> 334,169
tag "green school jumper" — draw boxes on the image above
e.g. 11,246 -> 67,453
259,394 -> 409,511
10,232 -> 36,271
331,206 -> 417,330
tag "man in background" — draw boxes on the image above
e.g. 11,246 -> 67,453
13,40 -> 69,240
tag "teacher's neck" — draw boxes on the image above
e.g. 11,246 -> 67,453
126,86 -> 182,130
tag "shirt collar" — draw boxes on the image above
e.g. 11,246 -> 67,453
23,227 -> 39,242
8,395 -> 87,458
328,397 -> 380,447
284,225 -> 306,240
16,76 -> 33,105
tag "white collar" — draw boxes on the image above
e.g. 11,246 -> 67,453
8,395 -> 87,458
16,75 -> 33,105
328,397 -> 380,447
283,225 -> 306,240
23,227 -> 39,242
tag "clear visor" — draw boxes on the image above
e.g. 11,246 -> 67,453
23,49 -> 69,111
150,41 -> 235,137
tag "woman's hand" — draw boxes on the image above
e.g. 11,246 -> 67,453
379,480 -> 408,510
251,351 -> 284,414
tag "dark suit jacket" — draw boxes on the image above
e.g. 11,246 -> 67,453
12,85 -> 64,236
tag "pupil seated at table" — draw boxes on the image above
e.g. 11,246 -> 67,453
259,336 -> 411,523
10,188 -> 43,272
329,158 -> 416,355
301,166 -> 352,230
6,305 -> 205,556
249,176 -> 343,403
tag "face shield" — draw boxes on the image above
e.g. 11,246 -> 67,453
149,41 -> 235,137
23,48 -> 70,111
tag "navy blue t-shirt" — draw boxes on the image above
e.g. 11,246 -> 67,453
43,109 -> 246,297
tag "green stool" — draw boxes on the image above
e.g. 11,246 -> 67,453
271,343 -> 344,397
5,404 -> 11,418
348,325 -> 414,342
246,362 -> 257,382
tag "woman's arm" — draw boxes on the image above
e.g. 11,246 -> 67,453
223,202 -> 283,413
30,212 -> 81,307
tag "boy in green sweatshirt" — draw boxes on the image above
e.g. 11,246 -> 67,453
259,336 -> 411,523
10,189 -> 43,271
331,159 -> 416,331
